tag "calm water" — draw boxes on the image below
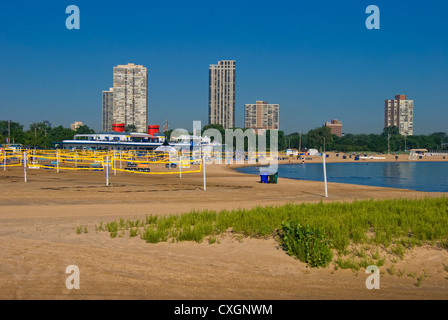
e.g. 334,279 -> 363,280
236,162 -> 448,192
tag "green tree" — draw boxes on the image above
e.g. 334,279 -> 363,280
0,121 -> 24,144
164,129 -> 174,140
48,126 -> 76,148
307,126 -> 333,151
76,125 -> 95,134
24,122 -> 51,148
430,132 -> 446,150
264,130 -> 283,151
382,126 -> 400,136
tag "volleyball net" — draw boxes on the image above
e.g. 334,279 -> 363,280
111,155 -> 202,175
18,150 -> 202,175
4,149 -> 276,177
0,152 -> 23,168
26,153 -> 105,171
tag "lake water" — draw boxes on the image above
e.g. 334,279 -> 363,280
236,161 -> 448,192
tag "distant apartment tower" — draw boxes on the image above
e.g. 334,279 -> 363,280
102,88 -> 114,132
385,94 -> 413,136
245,101 -> 279,133
113,63 -> 148,133
325,119 -> 343,137
163,117 -> 169,133
71,121 -> 84,131
209,60 -> 235,129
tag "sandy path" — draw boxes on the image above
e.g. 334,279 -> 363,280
0,162 -> 447,300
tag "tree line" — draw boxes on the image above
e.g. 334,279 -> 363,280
2,120 -> 446,153
282,126 -> 447,153
0,121 -> 94,148
191,124 -> 447,153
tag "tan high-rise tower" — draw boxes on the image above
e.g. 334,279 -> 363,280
113,63 -> 148,133
385,94 -> 414,136
209,60 -> 235,129
244,101 -> 279,133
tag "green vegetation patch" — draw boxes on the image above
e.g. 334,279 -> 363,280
93,197 -> 448,268
281,221 -> 333,268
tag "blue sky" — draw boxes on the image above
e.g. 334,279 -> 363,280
0,0 -> 447,134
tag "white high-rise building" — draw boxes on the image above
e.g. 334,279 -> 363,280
385,94 -> 414,136
113,63 -> 148,133
209,60 -> 235,129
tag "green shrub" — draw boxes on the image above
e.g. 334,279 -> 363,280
281,221 -> 333,268
141,227 -> 167,243
129,228 -> 139,237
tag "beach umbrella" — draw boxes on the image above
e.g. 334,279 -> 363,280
155,140 -> 177,153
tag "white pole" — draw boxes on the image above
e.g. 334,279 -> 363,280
3,150 -> 6,171
106,155 -> 109,186
24,151 -> 27,183
203,155 -> 206,191
75,151 -> 78,168
323,152 -> 328,198
57,150 -> 60,173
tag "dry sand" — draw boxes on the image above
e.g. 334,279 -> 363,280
0,156 -> 447,300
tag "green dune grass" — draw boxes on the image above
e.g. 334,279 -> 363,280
95,197 -> 448,268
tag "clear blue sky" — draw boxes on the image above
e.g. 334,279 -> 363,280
0,0 -> 447,135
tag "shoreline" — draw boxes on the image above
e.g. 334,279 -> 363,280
230,159 -> 447,194
231,152 -> 448,167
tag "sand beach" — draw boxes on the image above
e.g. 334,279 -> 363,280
0,154 -> 447,300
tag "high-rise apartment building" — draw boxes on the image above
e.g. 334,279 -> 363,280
102,88 -> 114,132
385,94 -> 414,136
244,101 -> 279,133
209,60 -> 235,129
325,119 -> 343,137
71,121 -> 84,131
113,63 -> 148,133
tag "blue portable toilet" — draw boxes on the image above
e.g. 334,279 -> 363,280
260,172 -> 269,183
